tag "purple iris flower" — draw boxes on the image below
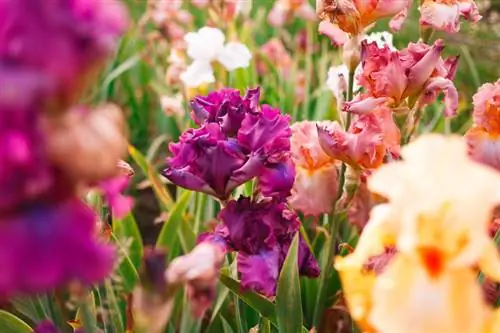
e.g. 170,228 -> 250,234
202,197 -> 319,297
164,88 -> 295,200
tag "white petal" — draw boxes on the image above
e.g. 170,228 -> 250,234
216,42 -> 252,71
364,31 -> 396,50
326,65 -> 348,99
184,26 -> 225,62
180,61 -> 215,88
326,64 -> 361,97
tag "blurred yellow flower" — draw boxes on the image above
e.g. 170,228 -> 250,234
336,134 -> 500,333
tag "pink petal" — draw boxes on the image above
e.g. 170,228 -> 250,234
419,1 -> 460,33
343,96 -> 389,114
420,77 -> 459,117
389,0 -> 411,31
404,39 -> 445,97
318,21 -> 349,46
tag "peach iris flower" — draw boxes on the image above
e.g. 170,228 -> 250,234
420,0 -> 482,33
466,80 -> 500,171
316,0 -> 411,36
289,121 -> 339,216
336,134 -> 500,333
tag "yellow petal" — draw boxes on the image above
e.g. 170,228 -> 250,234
335,255 -> 377,333
371,255 -> 490,333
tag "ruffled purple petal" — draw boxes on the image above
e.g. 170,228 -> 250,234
298,237 -> 321,277
164,124 -> 248,199
190,88 -> 259,136
219,197 -> 276,253
258,160 -> 295,200
198,224 -> 232,252
238,249 -> 280,297
237,105 -> 291,155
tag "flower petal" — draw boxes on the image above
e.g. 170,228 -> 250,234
180,60 -> 215,88
419,77 -> 459,117
185,26 -> 225,61
238,249 -> 280,297
318,21 -> 349,46
217,42 -> 252,71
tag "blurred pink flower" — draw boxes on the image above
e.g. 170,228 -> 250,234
269,0 -> 316,27
100,175 -> 133,219
420,0 -> 482,33
166,242 -> 225,317
258,38 -> 292,77
316,0 -> 411,35
289,121 -> 339,216
358,39 -> 459,116
466,80 -> 500,171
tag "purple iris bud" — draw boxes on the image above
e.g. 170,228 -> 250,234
164,123 -> 263,199
0,198 -> 114,297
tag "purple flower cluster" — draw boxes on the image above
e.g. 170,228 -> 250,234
0,0 -> 128,296
167,88 -> 320,296
164,88 -> 295,200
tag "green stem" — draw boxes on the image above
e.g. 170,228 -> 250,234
335,69 -> 356,205
345,70 -> 355,130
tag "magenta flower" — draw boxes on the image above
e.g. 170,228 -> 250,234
203,197 -> 319,297
99,175 -> 134,219
0,198 -> 114,296
165,88 -> 295,200
190,88 -> 260,136
0,0 -> 128,107
164,123 -> 261,199
356,39 -> 459,116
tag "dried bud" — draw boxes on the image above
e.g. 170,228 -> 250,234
117,160 -> 135,178
42,104 -> 128,183
342,36 -> 361,72
134,248 -> 173,333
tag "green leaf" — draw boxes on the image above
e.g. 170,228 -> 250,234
113,213 -> 143,270
111,233 -> 140,292
219,274 -> 277,325
209,282 -> 230,324
221,315 -> 235,333
156,190 -> 193,250
128,145 -> 174,210
276,235 -> 303,333
259,318 -> 271,333
101,55 -> 140,96
11,297 -> 48,323
0,310 -> 31,333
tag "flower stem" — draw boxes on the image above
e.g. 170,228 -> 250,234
335,69 -> 356,205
